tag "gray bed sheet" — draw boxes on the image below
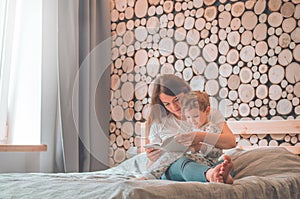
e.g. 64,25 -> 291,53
0,147 -> 300,199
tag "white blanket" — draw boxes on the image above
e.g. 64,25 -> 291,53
0,147 -> 300,199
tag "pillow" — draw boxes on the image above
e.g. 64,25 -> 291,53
229,147 -> 300,179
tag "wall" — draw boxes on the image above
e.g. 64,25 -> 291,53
0,152 -> 40,173
109,0 -> 300,166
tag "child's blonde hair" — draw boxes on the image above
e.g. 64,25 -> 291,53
181,91 -> 210,115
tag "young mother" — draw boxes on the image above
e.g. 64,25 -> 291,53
145,74 -> 236,183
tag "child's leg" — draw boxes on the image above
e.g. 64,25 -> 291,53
162,157 -> 210,182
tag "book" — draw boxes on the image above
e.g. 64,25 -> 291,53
144,136 -> 188,153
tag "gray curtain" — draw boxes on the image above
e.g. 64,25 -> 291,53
77,0 -> 111,171
41,0 -> 110,172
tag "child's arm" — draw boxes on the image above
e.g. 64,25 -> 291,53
174,122 -> 236,149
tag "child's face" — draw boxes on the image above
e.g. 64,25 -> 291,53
184,108 -> 209,129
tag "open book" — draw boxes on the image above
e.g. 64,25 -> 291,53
144,136 -> 188,153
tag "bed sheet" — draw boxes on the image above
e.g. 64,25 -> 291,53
0,147 -> 299,199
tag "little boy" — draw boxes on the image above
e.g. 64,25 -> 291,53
180,91 -> 224,159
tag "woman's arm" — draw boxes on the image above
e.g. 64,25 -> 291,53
145,121 -> 163,163
175,122 -> 236,149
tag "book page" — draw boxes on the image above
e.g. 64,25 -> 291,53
161,136 -> 188,152
144,136 -> 188,152
144,143 -> 162,150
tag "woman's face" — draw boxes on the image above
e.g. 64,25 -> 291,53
159,92 -> 185,119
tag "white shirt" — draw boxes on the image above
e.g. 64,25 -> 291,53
149,114 -> 191,144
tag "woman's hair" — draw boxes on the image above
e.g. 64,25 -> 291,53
181,91 -> 210,115
148,74 -> 191,123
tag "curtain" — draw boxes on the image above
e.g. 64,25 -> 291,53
40,0 -> 63,172
0,0 -> 14,144
41,0 -> 111,172
77,0 -> 111,171
0,0 -> 42,145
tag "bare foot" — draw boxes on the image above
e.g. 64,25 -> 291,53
219,155 -> 234,184
205,164 -> 224,183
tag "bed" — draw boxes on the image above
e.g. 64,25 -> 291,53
0,146 -> 300,199
1,119 -> 300,199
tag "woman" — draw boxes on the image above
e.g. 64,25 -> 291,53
145,74 -> 236,183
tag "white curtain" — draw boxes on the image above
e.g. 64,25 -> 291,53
0,0 -> 13,144
0,0 -> 41,145
41,0 -> 111,172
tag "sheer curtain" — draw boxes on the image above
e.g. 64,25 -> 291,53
0,0 -> 41,145
41,0 -> 110,172
0,0 -> 12,144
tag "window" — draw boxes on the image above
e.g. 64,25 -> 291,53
0,0 -> 42,144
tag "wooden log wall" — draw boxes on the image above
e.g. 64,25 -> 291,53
109,0 -> 300,166
228,120 -> 300,154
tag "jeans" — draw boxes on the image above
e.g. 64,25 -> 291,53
161,157 -> 230,182
161,157 -> 210,182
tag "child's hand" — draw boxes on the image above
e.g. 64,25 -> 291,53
189,143 -> 208,153
174,132 -> 200,146
188,144 -> 199,153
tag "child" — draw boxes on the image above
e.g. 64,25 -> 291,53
180,91 -> 225,160
141,91 -> 233,184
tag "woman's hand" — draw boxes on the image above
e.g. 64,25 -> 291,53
145,148 -> 162,162
174,132 -> 201,146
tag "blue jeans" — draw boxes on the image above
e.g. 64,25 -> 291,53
161,157 -> 229,182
